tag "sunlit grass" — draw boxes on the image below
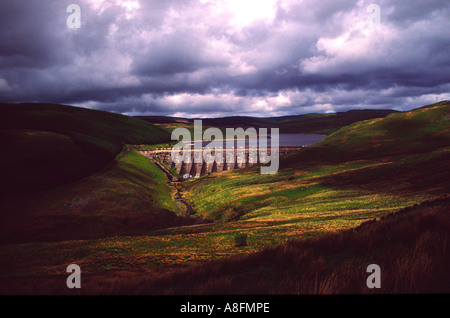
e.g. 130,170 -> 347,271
0,152 -> 430,279
2,102 -> 448,282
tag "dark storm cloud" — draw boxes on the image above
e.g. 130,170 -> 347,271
0,0 -> 449,116
386,0 -> 448,26
132,29 -> 227,76
0,1 -> 69,68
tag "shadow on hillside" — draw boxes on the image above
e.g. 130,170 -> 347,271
1,197 -> 448,295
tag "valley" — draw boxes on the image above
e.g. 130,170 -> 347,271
0,101 -> 449,295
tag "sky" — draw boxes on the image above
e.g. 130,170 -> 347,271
0,0 -> 449,118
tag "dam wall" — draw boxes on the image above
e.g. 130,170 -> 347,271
132,146 -> 302,179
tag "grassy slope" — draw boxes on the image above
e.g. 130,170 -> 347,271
277,109 -> 398,134
2,196 -> 448,294
1,129 -> 99,195
121,196 -> 450,294
182,101 -> 449,222
0,103 -> 171,151
0,103 -> 171,195
0,101 -> 448,294
0,149 -> 193,244
312,100 -> 450,160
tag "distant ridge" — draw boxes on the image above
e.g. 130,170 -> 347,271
137,109 -> 398,134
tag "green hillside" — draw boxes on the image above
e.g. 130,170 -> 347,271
0,103 -> 171,195
0,101 -> 448,295
0,103 -> 191,244
0,149 -> 193,244
0,103 -> 171,156
277,109 -> 398,134
181,101 -> 450,222
312,100 -> 450,160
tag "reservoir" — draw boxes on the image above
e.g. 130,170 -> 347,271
277,133 -> 326,147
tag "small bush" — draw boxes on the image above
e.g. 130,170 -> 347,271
234,233 -> 248,247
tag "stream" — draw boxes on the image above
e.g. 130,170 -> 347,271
173,183 -> 193,218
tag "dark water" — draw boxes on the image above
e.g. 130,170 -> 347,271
277,133 -> 326,146
184,133 -> 326,148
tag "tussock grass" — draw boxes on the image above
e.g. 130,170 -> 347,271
0,101 -> 449,295
2,197 -> 448,295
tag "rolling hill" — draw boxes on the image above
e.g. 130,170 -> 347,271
132,100 -> 448,294
0,149 -> 193,244
137,109 -> 398,134
0,101 -> 448,295
0,103 -> 171,195
0,103 -> 188,244
61,196 -> 447,295
180,101 -> 449,222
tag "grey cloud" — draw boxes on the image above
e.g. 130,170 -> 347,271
385,0 -> 449,26
0,0 -> 449,117
132,30 -> 227,76
0,1 -> 71,68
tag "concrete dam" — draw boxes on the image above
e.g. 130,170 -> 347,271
133,146 -> 303,181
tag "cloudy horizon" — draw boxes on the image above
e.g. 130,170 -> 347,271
1,0 -> 449,118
